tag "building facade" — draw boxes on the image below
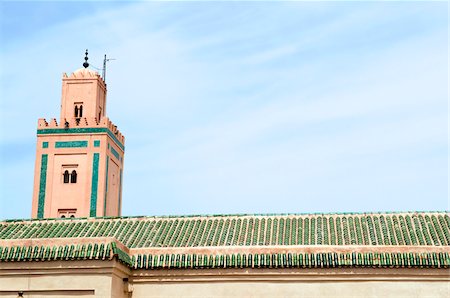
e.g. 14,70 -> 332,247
0,212 -> 449,297
1,59 -> 449,297
31,56 -> 124,219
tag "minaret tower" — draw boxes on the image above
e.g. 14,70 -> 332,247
31,51 -> 125,219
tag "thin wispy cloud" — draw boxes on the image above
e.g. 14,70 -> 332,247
0,1 -> 447,219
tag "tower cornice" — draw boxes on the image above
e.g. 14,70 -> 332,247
37,117 -> 125,149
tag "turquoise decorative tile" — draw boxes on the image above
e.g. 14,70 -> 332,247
94,140 -> 101,147
37,154 -> 48,218
118,169 -> 123,214
42,142 -> 49,149
103,156 -> 109,216
90,153 -> 100,217
110,146 -> 120,160
55,141 -> 88,148
37,128 -> 125,151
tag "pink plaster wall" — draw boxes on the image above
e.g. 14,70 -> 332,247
60,68 -> 107,122
31,68 -> 124,219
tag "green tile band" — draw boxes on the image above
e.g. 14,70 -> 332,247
0,244 -> 447,269
103,156 -> 109,216
119,169 -> 123,214
37,128 -> 124,151
37,154 -> 48,219
110,146 -> 120,160
90,153 -> 100,217
55,141 -> 88,148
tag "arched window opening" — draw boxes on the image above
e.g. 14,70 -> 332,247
63,170 -> 70,183
79,105 -> 83,117
70,170 -> 77,183
58,209 -> 76,219
74,105 -> 79,118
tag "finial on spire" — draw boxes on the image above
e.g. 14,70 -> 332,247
83,49 -> 89,68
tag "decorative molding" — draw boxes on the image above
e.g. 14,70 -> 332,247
110,146 -> 120,160
119,169 -> 123,215
104,156 -> 109,217
90,153 -> 100,217
55,141 -> 88,148
37,154 -> 48,219
37,128 -> 124,151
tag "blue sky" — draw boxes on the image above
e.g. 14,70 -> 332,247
0,1 -> 448,219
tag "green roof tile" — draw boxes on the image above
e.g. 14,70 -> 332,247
1,212 -> 449,247
0,211 -> 448,270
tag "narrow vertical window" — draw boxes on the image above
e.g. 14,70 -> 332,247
79,105 -> 83,117
74,105 -> 79,118
71,170 -> 77,183
63,170 -> 70,183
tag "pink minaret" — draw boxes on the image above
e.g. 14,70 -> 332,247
31,51 -> 125,219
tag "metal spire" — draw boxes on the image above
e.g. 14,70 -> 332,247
102,54 -> 116,82
83,49 -> 89,68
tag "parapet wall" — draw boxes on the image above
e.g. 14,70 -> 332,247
63,68 -> 106,84
37,117 -> 125,145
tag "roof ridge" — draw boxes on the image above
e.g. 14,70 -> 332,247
2,210 -> 449,223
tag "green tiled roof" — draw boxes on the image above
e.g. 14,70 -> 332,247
131,251 -> 450,270
0,241 -> 132,267
1,242 -> 448,269
2,212 -> 449,247
1,211 -> 449,269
